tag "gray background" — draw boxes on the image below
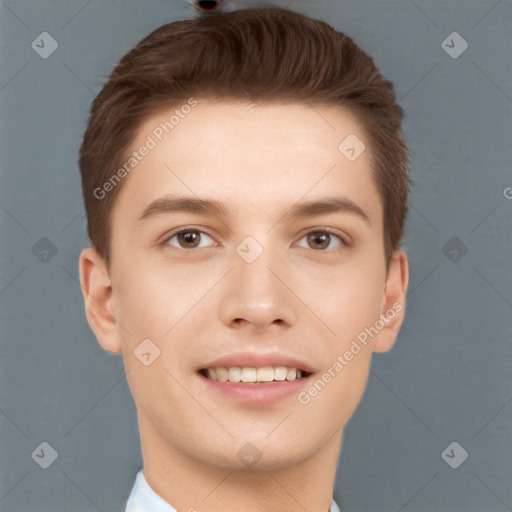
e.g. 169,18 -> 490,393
0,0 -> 510,511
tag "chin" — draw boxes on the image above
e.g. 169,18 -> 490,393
193,435 -> 321,473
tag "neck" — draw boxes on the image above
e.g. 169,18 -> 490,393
137,411 -> 342,512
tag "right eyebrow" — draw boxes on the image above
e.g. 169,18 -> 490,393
136,194 -> 230,223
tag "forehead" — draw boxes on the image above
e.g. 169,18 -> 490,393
112,100 -> 382,227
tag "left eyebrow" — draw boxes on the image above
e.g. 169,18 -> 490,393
280,196 -> 371,225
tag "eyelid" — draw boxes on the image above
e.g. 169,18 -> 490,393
296,224 -> 350,241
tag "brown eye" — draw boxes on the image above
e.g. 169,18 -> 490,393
166,230 -> 214,250
307,232 -> 330,250
297,230 -> 344,251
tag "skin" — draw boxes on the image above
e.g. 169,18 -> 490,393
79,100 -> 408,512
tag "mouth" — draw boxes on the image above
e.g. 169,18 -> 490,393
197,353 -> 314,404
199,366 -> 311,383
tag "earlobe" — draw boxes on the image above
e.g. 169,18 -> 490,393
373,249 -> 409,353
78,247 -> 122,354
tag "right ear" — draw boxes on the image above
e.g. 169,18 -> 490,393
78,247 -> 122,354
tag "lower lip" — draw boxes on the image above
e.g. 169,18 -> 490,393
198,372 -> 310,405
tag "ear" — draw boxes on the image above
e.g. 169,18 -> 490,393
78,247 -> 122,354
373,249 -> 409,353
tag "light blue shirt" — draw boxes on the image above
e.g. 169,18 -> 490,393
126,469 -> 341,512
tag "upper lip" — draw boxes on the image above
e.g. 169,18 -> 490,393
200,352 -> 314,374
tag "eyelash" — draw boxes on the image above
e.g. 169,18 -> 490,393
161,227 -> 348,252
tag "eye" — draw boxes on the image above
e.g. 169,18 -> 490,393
165,229 -> 216,250
296,229 -> 345,251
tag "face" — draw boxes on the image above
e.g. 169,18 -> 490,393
80,100 -> 408,473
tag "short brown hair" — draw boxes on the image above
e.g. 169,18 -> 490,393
79,7 -> 409,266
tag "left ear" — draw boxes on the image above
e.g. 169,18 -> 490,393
373,249 -> 409,353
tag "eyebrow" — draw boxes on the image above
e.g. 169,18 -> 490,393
136,194 -> 370,225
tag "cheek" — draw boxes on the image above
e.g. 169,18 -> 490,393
113,262 -> 192,408
306,258 -> 385,414
112,257 -> 216,367
112,254 -> 192,328
313,263 -> 385,340
332,286 -> 383,342
114,272 -> 167,331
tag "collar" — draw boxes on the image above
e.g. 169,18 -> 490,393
125,469 -> 341,512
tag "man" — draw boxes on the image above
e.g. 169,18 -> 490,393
78,7 -> 409,511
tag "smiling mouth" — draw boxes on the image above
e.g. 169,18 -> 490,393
199,366 -> 311,383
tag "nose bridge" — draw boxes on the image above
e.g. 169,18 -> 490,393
218,236 -> 298,330
237,238 -> 277,294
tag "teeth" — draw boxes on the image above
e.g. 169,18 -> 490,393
241,367 -> 257,382
203,366 -> 306,383
228,367 -> 241,383
216,367 -> 229,382
256,366 -> 274,382
274,366 -> 287,381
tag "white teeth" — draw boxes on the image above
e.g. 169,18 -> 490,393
256,366 -> 274,382
274,366 -> 287,381
216,367 -> 229,382
241,367 -> 257,382
228,367 -> 241,383
203,366 -> 306,383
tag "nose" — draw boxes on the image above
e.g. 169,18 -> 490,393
217,246 -> 299,333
